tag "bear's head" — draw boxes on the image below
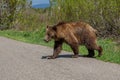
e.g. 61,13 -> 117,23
44,25 -> 56,42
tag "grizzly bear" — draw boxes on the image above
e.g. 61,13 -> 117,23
44,21 -> 103,59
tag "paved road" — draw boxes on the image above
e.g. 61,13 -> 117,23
0,37 -> 120,80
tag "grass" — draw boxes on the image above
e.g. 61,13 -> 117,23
0,30 -> 120,64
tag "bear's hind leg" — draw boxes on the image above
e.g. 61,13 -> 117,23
93,45 -> 103,57
87,45 -> 103,57
97,46 -> 103,57
70,44 -> 79,58
87,49 -> 95,57
86,40 -> 103,57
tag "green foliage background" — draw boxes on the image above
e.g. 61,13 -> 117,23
49,0 -> 120,38
0,0 -> 120,38
0,0 -> 27,29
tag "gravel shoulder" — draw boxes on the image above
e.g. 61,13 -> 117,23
0,37 -> 120,80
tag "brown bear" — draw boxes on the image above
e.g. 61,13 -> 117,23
44,21 -> 103,59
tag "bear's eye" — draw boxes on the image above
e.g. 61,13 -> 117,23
47,33 -> 51,36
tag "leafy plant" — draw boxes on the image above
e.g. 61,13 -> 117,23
0,0 -> 27,29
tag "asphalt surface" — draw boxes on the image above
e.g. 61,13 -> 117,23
0,37 -> 120,80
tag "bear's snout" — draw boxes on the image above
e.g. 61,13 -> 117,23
44,38 -> 49,42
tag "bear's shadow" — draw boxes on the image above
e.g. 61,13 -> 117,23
41,54 -> 95,59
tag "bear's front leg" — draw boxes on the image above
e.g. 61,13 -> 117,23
47,55 -> 56,59
47,41 -> 63,59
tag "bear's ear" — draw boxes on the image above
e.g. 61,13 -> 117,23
46,25 -> 53,29
46,25 -> 49,29
52,27 -> 57,31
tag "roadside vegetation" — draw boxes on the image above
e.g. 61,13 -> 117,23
0,0 -> 120,64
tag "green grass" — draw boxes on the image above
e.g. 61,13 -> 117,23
0,30 -> 120,64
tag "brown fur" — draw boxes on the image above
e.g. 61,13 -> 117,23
44,21 -> 103,59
